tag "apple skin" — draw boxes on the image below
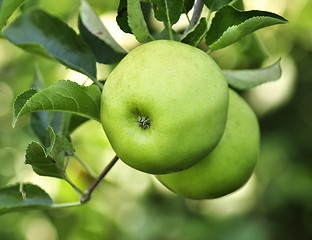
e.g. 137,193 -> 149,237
101,40 -> 229,174
156,89 -> 260,199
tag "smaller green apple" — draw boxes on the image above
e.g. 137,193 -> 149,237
156,89 -> 260,199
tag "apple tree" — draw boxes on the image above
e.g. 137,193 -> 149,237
0,0 -> 287,214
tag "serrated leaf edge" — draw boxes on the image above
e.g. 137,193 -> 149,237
13,80 -> 101,127
223,58 -> 282,90
25,141 -> 64,178
207,6 -> 288,50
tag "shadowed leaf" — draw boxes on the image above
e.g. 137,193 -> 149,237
0,183 -> 53,214
79,0 -> 127,64
4,9 -> 97,79
223,59 -> 282,90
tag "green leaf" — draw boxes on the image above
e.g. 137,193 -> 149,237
13,80 -> 102,127
25,127 -> 75,178
238,33 -> 268,60
25,141 -> 64,179
31,110 -> 88,145
30,111 -> 54,146
46,127 -> 74,168
128,0 -> 149,42
206,5 -> 288,50
30,67 -> 51,145
231,0 -> 244,11
153,28 -> 181,41
116,0 -> 132,33
181,17 -> 207,46
79,0 -> 127,64
203,0 -> 231,12
31,65 -> 46,91
67,114 -> 89,133
30,68 -> 73,145
0,183 -> 53,214
13,88 -> 37,124
183,0 -> 195,13
223,59 -> 282,90
0,0 -> 25,30
150,0 -> 184,25
3,9 -> 97,80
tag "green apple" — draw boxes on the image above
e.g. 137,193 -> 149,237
100,40 -> 229,174
156,89 -> 260,198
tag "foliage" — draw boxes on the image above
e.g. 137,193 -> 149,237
0,0 -> 288,213
2,0 -> 311,239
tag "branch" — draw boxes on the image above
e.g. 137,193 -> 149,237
183,0 -> 204,36
81,155 -> 119,203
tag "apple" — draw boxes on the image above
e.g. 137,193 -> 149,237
156,89 -> 260,199
101,40 -> 229,174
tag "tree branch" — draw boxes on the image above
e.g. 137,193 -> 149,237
81,155 -> 119,203
183,0 -> 204,36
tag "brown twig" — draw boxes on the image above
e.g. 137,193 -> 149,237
183,0 -> 204,36
81,155 -> 119,203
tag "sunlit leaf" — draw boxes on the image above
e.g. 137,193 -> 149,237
13,88 -> 37,124
79,0 -> 127,64
206,5 -> 288,50
181,17 -> 207,46
223,59 -> 282,90
150,0 -> 183,25
0,0 -> 25,29
128,0 -> 149,42
0,183 -> 53,215
4,9 -> 97,80
13,80 -> 101,127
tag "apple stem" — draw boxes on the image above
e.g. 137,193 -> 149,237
183,0 -> 204,36
137,115 -> 151,129
80,155 -> 119,203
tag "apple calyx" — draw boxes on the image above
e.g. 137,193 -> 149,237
137,115 -> 151,129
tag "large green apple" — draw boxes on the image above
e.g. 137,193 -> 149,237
100,40 -> 229,174
156,89 -> 260,198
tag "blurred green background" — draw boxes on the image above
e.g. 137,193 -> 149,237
0,0 -> 312,239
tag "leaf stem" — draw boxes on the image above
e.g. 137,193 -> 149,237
206,49 -> 213,54
81,155 -> 119,203
51,201 -> 82,209
73,153 -> 98,179
164,0 -> 173,40
183,0 -> 204,36
92,78 -> 104,90
148,33 -> 156,41
229,0 -> 240,6
62,172 -> 85,196
185,9 -> 192,27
